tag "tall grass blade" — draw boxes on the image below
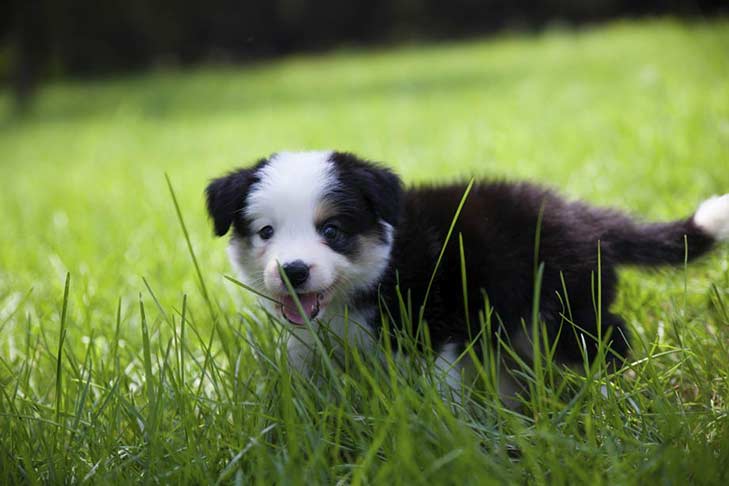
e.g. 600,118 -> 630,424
54,273 -> 71,443
417,179 -> 474,332
165,173 -> 217,322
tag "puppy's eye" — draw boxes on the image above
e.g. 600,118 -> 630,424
321,223 -> 340,241
258,225 -> 274,240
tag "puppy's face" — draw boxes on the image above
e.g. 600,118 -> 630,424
206,151 -> 402,325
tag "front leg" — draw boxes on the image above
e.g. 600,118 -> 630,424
435,342 -> 467,404
284,311 -> 377,378
285,329 -> 318,378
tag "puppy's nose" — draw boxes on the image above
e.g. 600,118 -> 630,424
281,260 -> 310,288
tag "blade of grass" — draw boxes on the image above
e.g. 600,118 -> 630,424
224,275 -> 281,305
139,294 -> 155,428
458,233 -> 472,339
54,273 -> 71,449
165,173 -> 217,323
417,179 -> 474,335
0,287 -> 33,335
277,262 -> 344,397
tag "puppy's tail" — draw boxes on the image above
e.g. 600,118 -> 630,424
600,194 -> 729,266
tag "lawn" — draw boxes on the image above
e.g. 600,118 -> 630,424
1,19 -> 729,484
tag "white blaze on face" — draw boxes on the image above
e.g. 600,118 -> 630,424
228,150 -> 395,326
237,151 -> 352,325
246,151 -> 341,292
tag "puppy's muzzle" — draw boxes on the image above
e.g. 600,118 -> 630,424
281,260 -> 310,288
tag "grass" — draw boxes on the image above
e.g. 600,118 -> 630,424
2,18 -> 729,484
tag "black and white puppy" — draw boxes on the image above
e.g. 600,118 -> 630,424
206,151 -> 729,390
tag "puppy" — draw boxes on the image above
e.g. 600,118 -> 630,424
206,151 -> 729,394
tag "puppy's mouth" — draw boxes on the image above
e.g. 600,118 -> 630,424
279,292 -> 326,325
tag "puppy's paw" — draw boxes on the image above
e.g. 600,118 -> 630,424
694,194 -> 729,241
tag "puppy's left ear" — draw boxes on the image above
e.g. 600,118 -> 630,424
363,165 -> 403,226
205,168 -> 258,237
332,152 -> 403,226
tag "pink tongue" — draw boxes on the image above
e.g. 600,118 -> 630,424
280,293 -> 319,325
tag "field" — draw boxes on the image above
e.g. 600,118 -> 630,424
1,19 -> 729,484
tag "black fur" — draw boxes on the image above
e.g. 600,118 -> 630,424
366,181 -> 715,364
206,153 -> 402,253
329,152 -> 403,227
205,158 -> 267,236
206,152 -> 718,366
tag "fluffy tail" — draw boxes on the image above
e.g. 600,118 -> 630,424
600,194 -> 729,266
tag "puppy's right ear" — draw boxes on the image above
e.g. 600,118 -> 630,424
205,168 -> 258,237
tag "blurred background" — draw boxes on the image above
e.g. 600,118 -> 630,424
0,0 -> 727,314
2,0 -> 726,110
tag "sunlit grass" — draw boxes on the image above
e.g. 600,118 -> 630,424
1,18 -> 729,483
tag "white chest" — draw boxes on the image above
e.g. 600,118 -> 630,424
285,306 -> 377,375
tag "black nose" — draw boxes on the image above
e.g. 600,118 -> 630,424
281,260 -> 310,288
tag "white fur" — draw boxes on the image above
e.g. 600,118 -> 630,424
694,194 -> 729,241
435,344 -> 525,408
245,150 -> 339,295
286,306 -> 377,374
347,223 -> 394,291
226,150 -> 395,374
435,342 -> 465,401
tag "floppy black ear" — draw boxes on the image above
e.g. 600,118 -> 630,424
331,152 -> 403,226
205,167 -> 259,237
360,164 -> 403,226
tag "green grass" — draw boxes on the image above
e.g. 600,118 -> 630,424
2,18 -> 729,484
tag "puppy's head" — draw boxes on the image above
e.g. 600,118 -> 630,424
206,151 -> 402,325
